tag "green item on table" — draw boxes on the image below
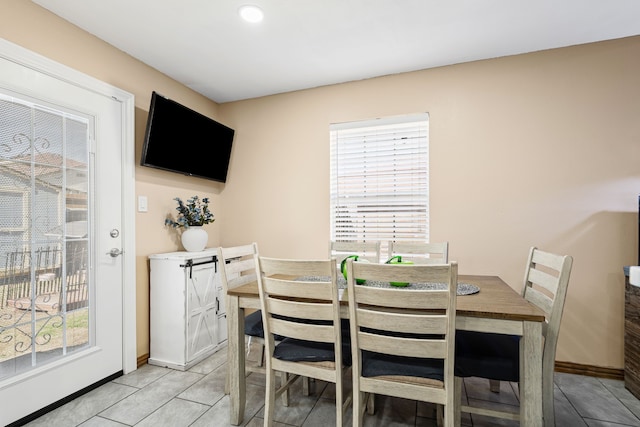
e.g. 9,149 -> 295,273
385,255 -> 414,287
341,255 -> 367,284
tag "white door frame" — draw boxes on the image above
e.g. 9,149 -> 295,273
0,38 -> 137,374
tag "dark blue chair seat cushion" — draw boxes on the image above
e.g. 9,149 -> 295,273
361,350 -> 444,381
454,330 -> 520,382
274,338 -> 352,366
244,310 -> 265,337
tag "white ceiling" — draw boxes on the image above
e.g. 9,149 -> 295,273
33,0 -> 640,104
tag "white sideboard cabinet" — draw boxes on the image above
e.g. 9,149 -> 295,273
148,249 -> 226,370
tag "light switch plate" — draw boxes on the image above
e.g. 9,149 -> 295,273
138,195 -> 148,212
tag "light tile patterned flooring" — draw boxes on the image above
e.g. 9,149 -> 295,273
23,341 -> 640,427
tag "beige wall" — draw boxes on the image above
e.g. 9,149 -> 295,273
3,1 -> 640,369
219,37 -> 640,369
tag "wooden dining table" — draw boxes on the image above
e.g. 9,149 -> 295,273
226,274 -> 546,426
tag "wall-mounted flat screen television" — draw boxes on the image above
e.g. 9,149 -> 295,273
141,91 -> 234,183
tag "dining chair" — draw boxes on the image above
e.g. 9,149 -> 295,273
360,240 -> 449,416
219,244 -> 310,402
256,256 -> 352,427
454,246 -> 573,427
345,258 -> 458,427
329,240 -> 382,265
387,241 -> 449,264
329,241 -> 381,385
218,244 -> 267,386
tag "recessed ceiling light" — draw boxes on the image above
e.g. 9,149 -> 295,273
239,5 -> 264,23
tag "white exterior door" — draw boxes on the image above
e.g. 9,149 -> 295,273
0,40 -> 136,425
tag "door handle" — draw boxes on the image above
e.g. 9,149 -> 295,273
108,248 -> 123,257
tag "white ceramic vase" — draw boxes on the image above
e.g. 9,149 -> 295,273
181,226 -> 208,252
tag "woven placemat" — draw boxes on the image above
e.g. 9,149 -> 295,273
295,276 -> 479,296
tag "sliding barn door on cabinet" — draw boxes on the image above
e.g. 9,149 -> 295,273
148,249 -> 226,370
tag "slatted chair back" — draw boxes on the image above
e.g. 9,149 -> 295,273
219,243 -> 259,293
387,241 -> 449,264
455,246 -> 573,427
217,243 -> 268,390
345,259 -> 458,426
329,240 -> 381,274
256,256 -> 350,426
522,246 -> 573,426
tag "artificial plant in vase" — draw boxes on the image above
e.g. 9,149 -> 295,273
165,196 -> 214,251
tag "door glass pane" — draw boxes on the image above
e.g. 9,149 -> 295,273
0,93 -> 90,380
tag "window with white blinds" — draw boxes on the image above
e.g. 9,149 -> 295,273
330,114 -> 429,255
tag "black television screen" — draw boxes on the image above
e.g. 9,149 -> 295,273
141,91 -> 234,183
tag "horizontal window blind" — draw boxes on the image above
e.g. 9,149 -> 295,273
330,114 -> 429,256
